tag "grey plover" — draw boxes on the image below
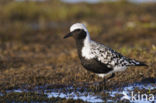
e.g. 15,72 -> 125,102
64,23 -> 147,81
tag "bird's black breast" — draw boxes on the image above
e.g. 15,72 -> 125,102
75,40 -> 112,74
80,57 -> 113,74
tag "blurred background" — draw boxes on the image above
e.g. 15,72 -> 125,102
0,0 -> 156,102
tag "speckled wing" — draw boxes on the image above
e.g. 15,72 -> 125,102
90,41 -> 146,68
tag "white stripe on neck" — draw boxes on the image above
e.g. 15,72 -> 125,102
81,32 -> 95,59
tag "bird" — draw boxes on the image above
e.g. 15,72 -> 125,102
64,23 -> 147,83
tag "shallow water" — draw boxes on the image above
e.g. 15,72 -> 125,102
1,83 -> 156,102
46,91 -> 103,102
108,83 -> 156,103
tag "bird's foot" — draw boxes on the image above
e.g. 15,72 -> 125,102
90,81 -> 106,91
91,73 -> 115,90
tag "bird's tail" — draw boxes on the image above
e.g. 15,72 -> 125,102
134,62 -> 148,66
129,59 -> 148,67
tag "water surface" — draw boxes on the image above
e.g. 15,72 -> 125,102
1,83 -> 156,103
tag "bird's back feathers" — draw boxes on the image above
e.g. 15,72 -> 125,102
89,41 -> 147,68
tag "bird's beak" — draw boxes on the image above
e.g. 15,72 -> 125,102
64,32 -> 72,39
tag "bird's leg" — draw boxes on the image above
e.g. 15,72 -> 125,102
100,77 -> 107,90
101,73 -> 115,90
93,73 -> 115,90
100,73 -> 115,85
106,73 -> 115,81
103,77 -> 106,86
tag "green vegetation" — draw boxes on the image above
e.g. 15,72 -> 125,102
0,0 -> 155,102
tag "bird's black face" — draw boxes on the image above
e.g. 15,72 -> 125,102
64,29 -> 87,40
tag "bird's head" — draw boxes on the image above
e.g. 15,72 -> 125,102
64,23 -> 90,40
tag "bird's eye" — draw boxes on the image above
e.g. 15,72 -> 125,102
77,29 -> 81,31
